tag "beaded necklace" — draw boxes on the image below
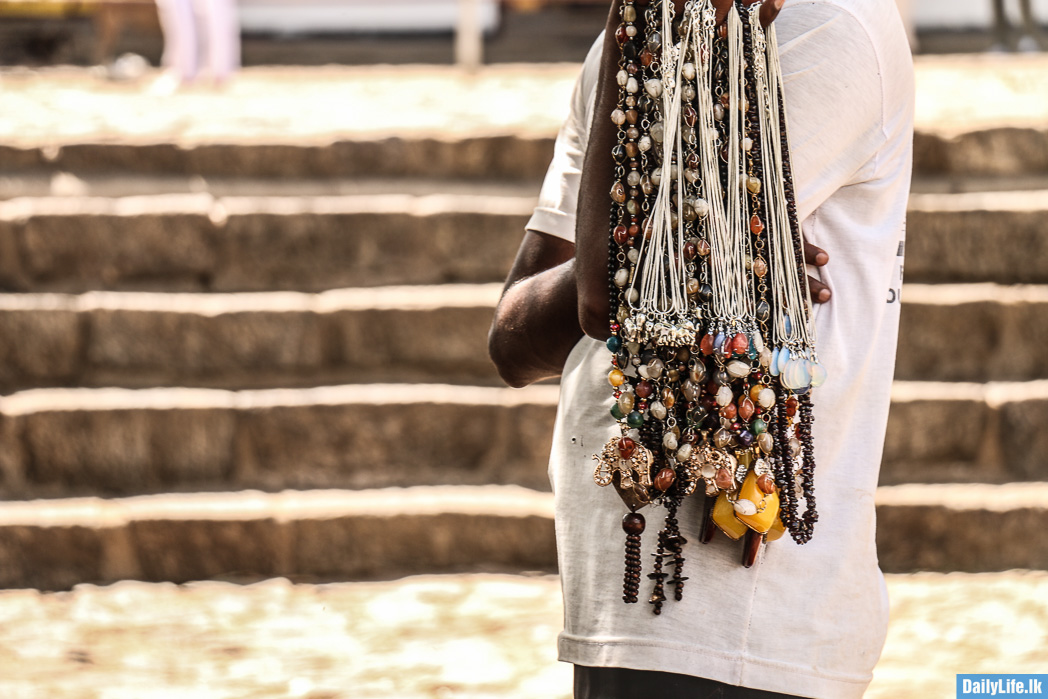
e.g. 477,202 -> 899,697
594,0 -> 826,614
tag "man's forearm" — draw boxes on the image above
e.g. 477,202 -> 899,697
489,258 -> 584,388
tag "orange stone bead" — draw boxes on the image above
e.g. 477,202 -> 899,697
714,467 -> 734,489
738,397 -> 755,422
750,215 -> 764,235
749,385 -> 763,402
618,437 -> 637,458
700,333 -> 715,356
608,368 -> 626,387
732,333 -> 749,355
757,473 -> 777,495
720,403 -> 737,420
654,467 -> 676,491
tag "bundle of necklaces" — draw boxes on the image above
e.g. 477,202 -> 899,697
592,0 -> 827,614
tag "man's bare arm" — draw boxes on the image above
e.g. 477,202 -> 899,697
488,231 -> 583,388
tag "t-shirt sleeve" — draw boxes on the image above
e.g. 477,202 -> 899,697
525,34 -> 604,243
774,3 -> 887,222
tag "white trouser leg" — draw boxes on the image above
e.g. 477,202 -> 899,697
156,0 -> 199,81
196,0 -> 241,82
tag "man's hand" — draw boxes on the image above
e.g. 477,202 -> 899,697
709,0 -> 785,27
805,242 -> 831,303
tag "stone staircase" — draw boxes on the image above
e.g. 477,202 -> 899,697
1,62 -> 1048,592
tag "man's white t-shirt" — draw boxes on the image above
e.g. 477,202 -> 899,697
524,1 -> 915,697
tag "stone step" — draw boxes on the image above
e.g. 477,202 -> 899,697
0,193 -> 534,292
906,190 -> 1048,285
0,284 -> 506,390
4,123 -> 1048,181
0,283 -> 1046,390
1,190 -> 1046,294
0,381 -> 1045,500
0,482 -> 1045,590
0,486 -> 559,591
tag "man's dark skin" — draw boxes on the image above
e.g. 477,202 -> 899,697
489,0 -> 829,389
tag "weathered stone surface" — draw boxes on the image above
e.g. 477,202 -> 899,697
52,139 -> 557,180
0,485 -> 1044,588
85,309 -> 327,386
0,308 -> 82,386
1,383 -> 1044,499
130,518 -> 284,583
55,143 -> 193,176
914,127 -> 1048,176
896,297 -> 1048,382
3,385 -> 556,497
19,212 -> 217,292
292,512 -> 557,579
906,208 -> 1048,284
0,524 -> 121,590
0,487 -> 557,588
876,504 -> 1048,573
0,196 -> 1043,293
214,210 -> 526,291
997,398 -> 1048,482
19,408 -> 236,497
880,398 -> 994,484
0,220 -> 30,291
328,306 -> 497,384
27,128 -> 1048,181
0,145 -> 46,171
235,402 -> 554,492
0,292 -> 1037,391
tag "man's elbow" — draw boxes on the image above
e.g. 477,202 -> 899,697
578,293 -> 611,342
487,325 -> 533,389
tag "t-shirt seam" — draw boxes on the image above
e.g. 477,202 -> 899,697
559,634 -> 873,685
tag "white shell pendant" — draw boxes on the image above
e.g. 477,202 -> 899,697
733,499 -> 758,516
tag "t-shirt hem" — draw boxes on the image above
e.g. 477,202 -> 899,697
526,208 -> 576,243
558,634 -> 872,699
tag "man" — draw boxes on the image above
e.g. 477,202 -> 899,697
488,1 -> 914,696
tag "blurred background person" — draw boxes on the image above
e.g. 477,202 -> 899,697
992,0 -> 1044,50
155,0 -> 240,88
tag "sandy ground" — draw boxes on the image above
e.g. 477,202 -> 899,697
0,571 -> 1043,699
0,54 -> 1047,147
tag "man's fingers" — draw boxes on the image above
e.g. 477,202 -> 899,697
712,0 -> 783,27
712,0 -> 732,25
804,241 -> 829,267
809,276 -> 831,304
760,0 -> 784,27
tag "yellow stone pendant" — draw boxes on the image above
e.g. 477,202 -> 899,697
734,470 -> 780,534
765,513 -> 787,542
711,492 -> 748,540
